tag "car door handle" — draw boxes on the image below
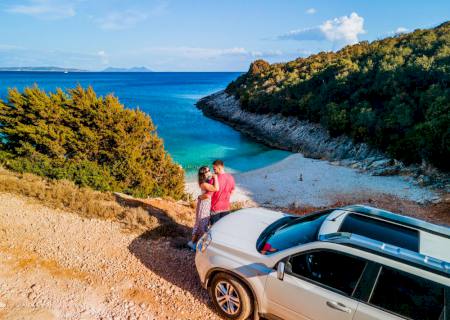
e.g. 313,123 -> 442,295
326,301 -> 352,313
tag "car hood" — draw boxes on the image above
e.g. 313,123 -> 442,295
210,208 -> 288,254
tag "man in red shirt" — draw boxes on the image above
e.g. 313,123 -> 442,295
210,159 -> 235,225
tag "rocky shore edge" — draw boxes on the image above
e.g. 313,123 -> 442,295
196,90 -> 449,194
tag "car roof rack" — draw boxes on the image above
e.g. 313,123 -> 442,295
341,205 -> 450,238
319,232 -> 450,276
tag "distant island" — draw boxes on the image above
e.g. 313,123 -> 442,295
0,66 -> 153,72
0,66 -> 87,72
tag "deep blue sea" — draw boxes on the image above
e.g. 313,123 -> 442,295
0,72 -> 291,176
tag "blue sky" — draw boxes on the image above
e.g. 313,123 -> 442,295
0,0 -> 448,71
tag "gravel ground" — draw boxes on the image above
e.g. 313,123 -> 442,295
0,193 -> 221,320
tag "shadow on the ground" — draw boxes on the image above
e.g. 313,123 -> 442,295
117,193 -> 220,316
128,231 -> 211,301
114,192 -> 191,243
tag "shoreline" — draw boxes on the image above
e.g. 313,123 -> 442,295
196,91 -> 383,161
185,153 -> 440,208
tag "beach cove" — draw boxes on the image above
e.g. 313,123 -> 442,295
187,90 -> 446,208
0,72 -> 441,208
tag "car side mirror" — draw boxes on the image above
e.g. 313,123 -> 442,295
277,262 -> 285,281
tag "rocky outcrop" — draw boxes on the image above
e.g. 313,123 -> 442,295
197,91 -> 449,192
197,91 -> 385,160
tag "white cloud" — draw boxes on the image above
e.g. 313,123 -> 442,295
250,49 -> 283,58
114,46 -> 287,71
97,51 -> 109,64
306,8 -> 316,15
278,12 -> 366,47
278,27 -> 324,41
160,47 -> 246,59
321,12 -> 365,44
394,27 -> 409,34
0,44 -> 24,50
137,47 -> 283,60
96,10 -> 147,30
386,27 -> 410,36
0,43 -> 285,71
0,45 -> 108,70
5,0 -> 76,19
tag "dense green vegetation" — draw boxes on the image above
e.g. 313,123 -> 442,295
226,22 -> 450,171
0,86 -> 185,199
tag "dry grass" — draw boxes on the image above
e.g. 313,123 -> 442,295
0,168 -> 117,218
230,200 -> 255,211
0,167 -> 194,236
3,165 -> 446,242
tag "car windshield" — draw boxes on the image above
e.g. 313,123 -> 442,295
257,211 -> 329,254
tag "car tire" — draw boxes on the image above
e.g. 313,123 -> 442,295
209,272 -> 253,320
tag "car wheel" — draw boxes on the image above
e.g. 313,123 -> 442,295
209,272 -> 253,320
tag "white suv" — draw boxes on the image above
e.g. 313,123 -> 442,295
195,205 -> 450,320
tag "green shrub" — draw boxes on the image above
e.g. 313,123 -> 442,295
0,86 -> 185,199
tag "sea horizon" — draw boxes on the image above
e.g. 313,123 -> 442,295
0,70 -> 247,73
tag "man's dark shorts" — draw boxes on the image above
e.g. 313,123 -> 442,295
210,211 -> 230,225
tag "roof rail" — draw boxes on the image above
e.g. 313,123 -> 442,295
319,232 -> 450,276
341,205 -> 450,238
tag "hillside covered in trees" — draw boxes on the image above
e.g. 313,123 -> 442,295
0,86 -> 185,199
226,21 -> 450,171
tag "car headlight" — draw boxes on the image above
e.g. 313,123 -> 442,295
197,231 -> 212,252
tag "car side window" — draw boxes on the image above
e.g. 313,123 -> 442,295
369,267 -> 445,320
288,250 -> 366,296
339,213 -> 419,252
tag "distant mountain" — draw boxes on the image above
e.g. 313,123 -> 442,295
0,66 -> 87,72
102,66 -> 153,72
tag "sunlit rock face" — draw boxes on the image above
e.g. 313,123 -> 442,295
197,90 -> 383,162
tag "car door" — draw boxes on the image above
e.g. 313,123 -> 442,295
354,265 -> 447,320
264,249 -> 366,320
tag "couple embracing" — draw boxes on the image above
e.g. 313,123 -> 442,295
189,160 -> 235,248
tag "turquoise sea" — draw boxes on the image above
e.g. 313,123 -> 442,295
0,72 -> 291,176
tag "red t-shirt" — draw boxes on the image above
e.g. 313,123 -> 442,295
211,173 -> 235,213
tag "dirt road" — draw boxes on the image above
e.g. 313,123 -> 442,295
0,193 -> 221,320
1,186 -> 448,320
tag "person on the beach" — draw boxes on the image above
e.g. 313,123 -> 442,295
188,166 -> 219,249
209,159 -> 235,225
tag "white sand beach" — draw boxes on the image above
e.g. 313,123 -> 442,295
185,153 -> 439,208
